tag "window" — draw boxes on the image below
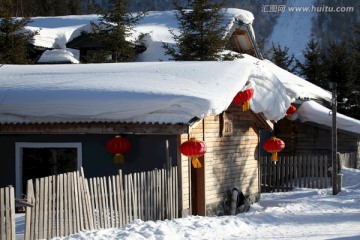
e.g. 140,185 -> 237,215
15,142 -> 82,198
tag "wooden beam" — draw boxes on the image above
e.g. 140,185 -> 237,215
0,122 -> 189,135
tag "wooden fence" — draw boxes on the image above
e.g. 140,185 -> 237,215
339,152 -> 359,169
24,167 -> 178,239
88,167 -> 178,228
260,156 -> 329,193
0,186 -> 16,240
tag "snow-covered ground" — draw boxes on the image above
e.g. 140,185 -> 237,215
15,168 -> 360,239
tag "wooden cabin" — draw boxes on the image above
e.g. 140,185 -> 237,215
274,100 -> 360,169
0,61 -> 272,217
0,104 -> 271,217
65,33 -> 146,63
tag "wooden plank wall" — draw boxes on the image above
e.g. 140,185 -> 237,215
179,135 -> 190,215
277,118 -> 360,157
0,186 -> 16,240
182,105 -> 263,216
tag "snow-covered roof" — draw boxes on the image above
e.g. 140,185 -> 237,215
297,100 -> 360,135
3,10 -> 358,135
26,8 -> 254,62
0,54 -> 338,126
37,49 -> 79,64
0,60 -> 245,125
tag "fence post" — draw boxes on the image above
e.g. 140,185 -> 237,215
0,186 -> 16,240
259,155 -> 342,193
24,181 -> 34,240
21,167 -> 180,239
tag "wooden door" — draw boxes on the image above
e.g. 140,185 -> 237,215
191,156 -> 205,216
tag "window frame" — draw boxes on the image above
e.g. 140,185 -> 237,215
15,142 -> 82,199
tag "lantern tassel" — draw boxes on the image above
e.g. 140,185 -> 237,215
271,152 -> 278,161
242,101 -> 250,112
191,157 -> 202,168
114,153 -> 125,164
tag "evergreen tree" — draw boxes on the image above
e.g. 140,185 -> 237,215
323,41 -> 354,116
268,43 -> 297,73
0,0 -> 38,64
53,0 -> 69,16
345,25 -> 360,120
296,36 -> 325,88
88,0 -> 145,63
68,0 -> 82,15
33,0 -> 53,16
163,0 -> 231,61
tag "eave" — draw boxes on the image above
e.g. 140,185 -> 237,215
0,122 -> 189,135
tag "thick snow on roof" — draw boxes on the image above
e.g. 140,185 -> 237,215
261,59 -> 332,101
26,8 -> 253,54
0,60 -> 249,124
0,54 -> 340,125
37,49 -> 79,64
4,10 -> 358,134
297,100 -> 360,135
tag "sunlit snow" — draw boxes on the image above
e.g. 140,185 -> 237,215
2,10 -> 359,132
15,168 -> 360,240
7,7 -> 360,240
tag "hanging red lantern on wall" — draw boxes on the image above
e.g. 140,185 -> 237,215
106,135 -> 131,164
232,88 -> 254,111
263,136 -> 285,163
286,104 -> 298,121
180,138 -> 207,168
286,105 -> 297,115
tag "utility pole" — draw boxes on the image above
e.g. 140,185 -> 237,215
329,82 -> 338,195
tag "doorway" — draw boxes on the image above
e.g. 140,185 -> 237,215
191,156 -> 205,216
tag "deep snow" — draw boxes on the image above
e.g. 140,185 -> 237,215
3,54 -> 359,132
8,8 -> 352,128
15,167 -> 360,239
8,6 -> 360,240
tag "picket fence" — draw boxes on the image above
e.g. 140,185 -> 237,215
260,155 -> 329,192
0,186 -> 16,240
339,152 -> 359,169
24,167 -> 178,240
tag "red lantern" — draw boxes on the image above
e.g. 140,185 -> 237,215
263,136 -> 285,163
286,105 -> 297,115
106,135 -> 131,164
232,88 -> 254,111
180,138 -> 207,168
